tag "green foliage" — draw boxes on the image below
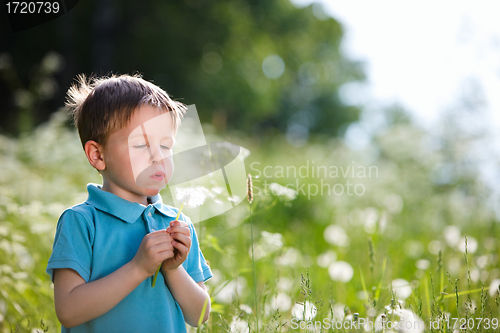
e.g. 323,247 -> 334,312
0,92 -> 499,333
1,0 -> 363,136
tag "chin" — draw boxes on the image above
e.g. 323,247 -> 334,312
141,187 -> 162,197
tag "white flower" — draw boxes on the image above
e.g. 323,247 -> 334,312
268,182 -> 298,201
332,303 -> 345,320
252,231 -> 284,260
391,279 -> 412,300
489,279 -> 500,297
384,307 -> 424,333
239,304 -> 252,314
415,259 -> 430,270
274,248 -> 301,266
317,250 -> 337,268
277,277 -> 293,291
214,277 -> 247,304
269,293 -> 292,312
291,301 -> 317,320
229,316 -> 249,333
457,236 -> 477,254
328,261 -> 354,282
443,226 -> 461,247
324,225 -> 350,247
174,186 -> 212,208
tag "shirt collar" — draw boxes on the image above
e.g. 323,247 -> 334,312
85,183 -> 178,223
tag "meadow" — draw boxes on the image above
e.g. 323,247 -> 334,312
0,108 -> 499,332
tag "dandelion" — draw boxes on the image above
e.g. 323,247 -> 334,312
174,186 -> 213,209
323,225 -> 350,247
489,279 -> 500,297
391,278 -> 412,300
316,250 -> 337,268
229,316 -> 250,333
152,186 -> 210,287
268,293 -> 292,312
328,261 -> 354,283
239,304 -> 252,314
291,301 -> 317,320
268,182 -> 297,201
382,306 -> 424,333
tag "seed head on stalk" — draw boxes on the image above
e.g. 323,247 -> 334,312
247,173 -> 258,332
247,174 -> 253,204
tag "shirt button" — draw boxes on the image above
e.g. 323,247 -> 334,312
148,212 -> 152,217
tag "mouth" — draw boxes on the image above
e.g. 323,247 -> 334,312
150,171 -> 166,181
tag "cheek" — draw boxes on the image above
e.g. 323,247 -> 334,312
163,156 -> 174,177
129,149 -> 151,177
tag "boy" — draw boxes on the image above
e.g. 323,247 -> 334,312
46,74 -> 212,332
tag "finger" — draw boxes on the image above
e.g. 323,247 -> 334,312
150,241 -> 174,254
170,233 -> 191,248
169,220 -> 188,228
146,230 -> 173,243
167,225 -> 190,236
172,240 -> 189,254
159,249 -> 174,260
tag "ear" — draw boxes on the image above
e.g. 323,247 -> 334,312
84,140 -> 106,171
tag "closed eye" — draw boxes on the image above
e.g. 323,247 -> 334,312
161,145 -> 171,150
134,144 -> 147,149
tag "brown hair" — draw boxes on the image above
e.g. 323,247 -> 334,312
66,73 -> 186,147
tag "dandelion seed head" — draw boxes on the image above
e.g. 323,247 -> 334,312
239,304 -> 252,314
328,261 -> 354,282
174,186 -> 210,208
489,279 -> 500,297
269,182 -> 297,201
277,277 -> 293,291
269,293 -> 292,312
457,236 -> 477,253
214,277 -> 247,304
444,225 -> 461,247
317,250 -> 337,268
324,225 -> 350,247
291,301 -> 317,320
274,248 -> 301,266
415,259 -> 430,270
382,307 -> 424,333
391,278 -> 412,300
229,316 -> 249,333
332,303 -> 346,320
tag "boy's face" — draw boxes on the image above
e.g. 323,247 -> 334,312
100,105 -> 175,204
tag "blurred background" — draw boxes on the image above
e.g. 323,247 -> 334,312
1,1 -> 500,332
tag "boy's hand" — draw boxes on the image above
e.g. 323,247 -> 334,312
132,230 -> 174,279
161,220 -> 191,271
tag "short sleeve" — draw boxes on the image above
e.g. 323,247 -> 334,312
46,208 -> 95,283
181,215 -> 213,283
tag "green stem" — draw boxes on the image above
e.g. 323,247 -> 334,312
249,203 -> 259,333
152,203 -> 185,287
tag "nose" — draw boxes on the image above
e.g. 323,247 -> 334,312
149,145 -> 165,164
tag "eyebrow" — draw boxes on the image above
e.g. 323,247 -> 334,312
128,133 -> 174,140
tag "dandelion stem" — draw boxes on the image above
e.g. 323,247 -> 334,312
152,203 -> 185,287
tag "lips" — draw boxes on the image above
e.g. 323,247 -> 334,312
151,171 -> 165,181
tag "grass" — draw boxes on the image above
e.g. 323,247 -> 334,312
1,110 -> 500,332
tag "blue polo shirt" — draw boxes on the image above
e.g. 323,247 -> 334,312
46,183 -> 212,333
